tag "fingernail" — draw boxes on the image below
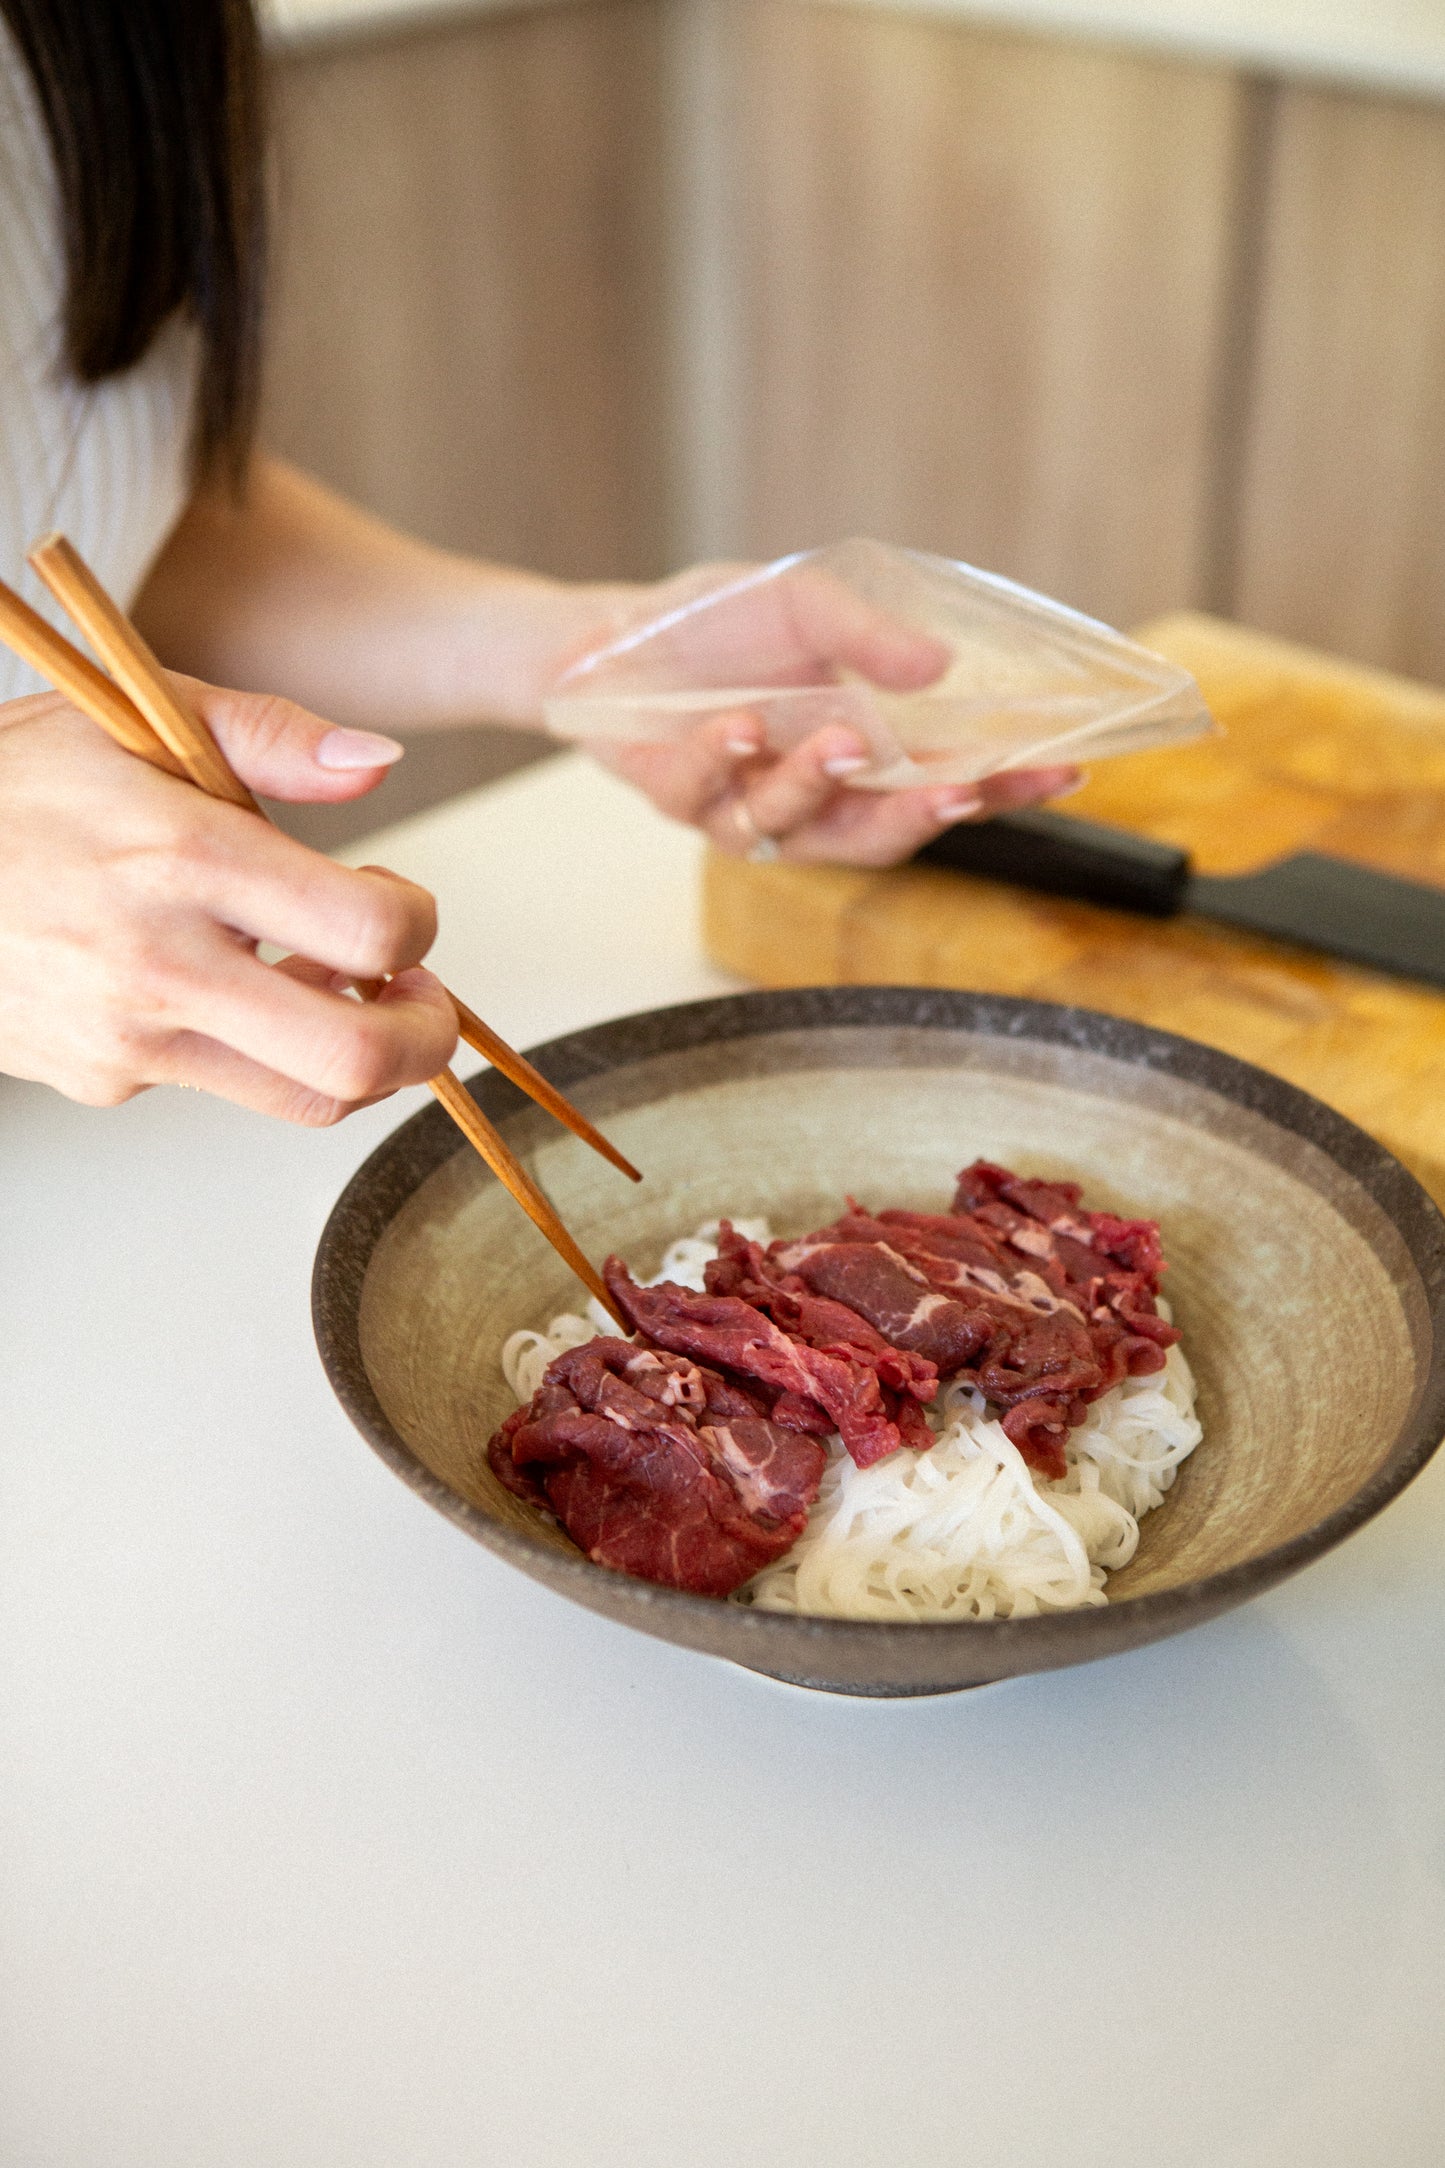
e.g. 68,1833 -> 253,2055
726,734 -> 761,757
934,791 -> 983,821
316,727 -> 406,771
1052,771 -> 1086,798
823,755 -> 870,778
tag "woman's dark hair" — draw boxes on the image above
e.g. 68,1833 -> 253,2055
0,0 -> 266,486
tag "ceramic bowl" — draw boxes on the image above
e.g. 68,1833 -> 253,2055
313,988 -> 1445,1696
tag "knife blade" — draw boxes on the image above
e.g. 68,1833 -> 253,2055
916,808 -> 1445,991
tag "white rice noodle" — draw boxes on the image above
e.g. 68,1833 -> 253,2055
744,1339 -> 1201,1622
501,1311 -> 605,1403
499,1223 -> 1203,1621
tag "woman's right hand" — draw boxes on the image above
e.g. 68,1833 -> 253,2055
0,680 -> 459,1125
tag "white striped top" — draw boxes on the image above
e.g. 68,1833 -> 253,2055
0,19 -> 199,703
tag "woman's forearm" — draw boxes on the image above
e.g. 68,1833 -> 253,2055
133,457 -> 641,732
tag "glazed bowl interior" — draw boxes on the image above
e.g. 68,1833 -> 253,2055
315,994 -> 1445,1696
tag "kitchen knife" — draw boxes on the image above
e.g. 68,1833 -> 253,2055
916,808 -> 1445,991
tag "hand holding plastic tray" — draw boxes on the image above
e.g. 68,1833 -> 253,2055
544,538 -> 1213,790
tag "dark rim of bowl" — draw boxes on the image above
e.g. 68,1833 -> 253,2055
312,986 -> 1445,1651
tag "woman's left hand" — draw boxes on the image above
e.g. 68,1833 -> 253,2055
583,558 -> 1078,867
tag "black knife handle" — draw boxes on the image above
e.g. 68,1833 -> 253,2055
917,809 -> 1190,917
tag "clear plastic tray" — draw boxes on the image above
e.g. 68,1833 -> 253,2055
543,538 -> 1214,790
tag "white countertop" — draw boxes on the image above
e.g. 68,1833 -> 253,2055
3,753 -> 1444,2167
263,0 -> 1445,101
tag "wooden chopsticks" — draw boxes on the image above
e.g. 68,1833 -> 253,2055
31,536 -> 262,812
0,535 -> 634,1326
0,575 -> 191,778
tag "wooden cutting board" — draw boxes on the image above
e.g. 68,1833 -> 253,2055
702,611 -> 1445,1209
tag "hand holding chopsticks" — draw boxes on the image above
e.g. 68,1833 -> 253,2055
0,535 -> 635,1325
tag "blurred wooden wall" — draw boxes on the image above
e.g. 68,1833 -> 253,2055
704,2 -> 1253,632
1230,85 -> 1445,676
265,0 -> 670,580
263,0 -> 1445,809
685,1 -> 1445,685
262,0 -> 669,838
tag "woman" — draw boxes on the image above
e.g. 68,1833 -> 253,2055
0,0 -> 1071,1127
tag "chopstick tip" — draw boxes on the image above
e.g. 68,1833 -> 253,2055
27,530 -> 70,576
